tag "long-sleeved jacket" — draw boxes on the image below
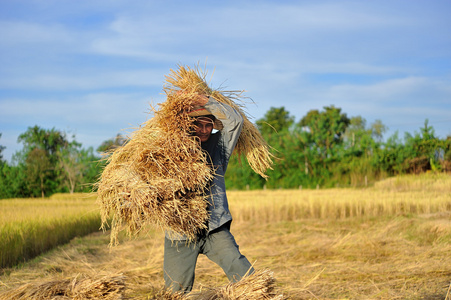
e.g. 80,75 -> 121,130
166,97 -> 244,240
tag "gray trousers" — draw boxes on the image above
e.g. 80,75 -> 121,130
163,224 -> 254,293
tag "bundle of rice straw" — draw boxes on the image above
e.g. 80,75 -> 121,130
96,65 -> 273,245
191,269 -> 285,300
149,269 -> 284,300
0,274 -> 126,300
164,65 -> 274,177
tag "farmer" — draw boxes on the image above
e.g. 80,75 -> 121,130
163,93 -> 254,292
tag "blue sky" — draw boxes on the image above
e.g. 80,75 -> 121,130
1,0 -> 450,162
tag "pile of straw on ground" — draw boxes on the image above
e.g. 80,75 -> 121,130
96,65 -> 273,245
147,269 -> 284,300
191,269 -> 285,300
0,274 -> 126,300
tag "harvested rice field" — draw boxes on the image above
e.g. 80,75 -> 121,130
1,174 -> 450,299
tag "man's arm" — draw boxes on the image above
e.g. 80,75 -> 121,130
203,96 -> 244,157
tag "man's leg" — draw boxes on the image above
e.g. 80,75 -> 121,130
203,225 -> 254,282
163,238 -> 200,293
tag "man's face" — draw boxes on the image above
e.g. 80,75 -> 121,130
194,117 -> 214,142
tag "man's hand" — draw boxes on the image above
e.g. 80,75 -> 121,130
193,94 -> 209,106
177,90 -> 209,106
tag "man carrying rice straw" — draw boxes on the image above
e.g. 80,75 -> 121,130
97,65 -> 273,294
163,88 -> 254,293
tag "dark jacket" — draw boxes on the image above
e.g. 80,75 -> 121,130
166,97 -> 244,240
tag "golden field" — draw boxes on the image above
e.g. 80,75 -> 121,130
0,173 -> 450,299
0,193 -> 100,269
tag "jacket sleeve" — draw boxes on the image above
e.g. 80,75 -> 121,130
204,96 -> 244,158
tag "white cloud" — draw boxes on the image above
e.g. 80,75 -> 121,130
0,20 -> 71,45
0,69 -> 166,90
325,76 -> 451,104
0,92 -> 156,124
86,2 -> 392,61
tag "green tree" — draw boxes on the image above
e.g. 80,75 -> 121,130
441,136 -> 451,172
26,148 -> 53,198
1,127 -> 104,198
17,126 -> 70,197
297,106 -> 350,186
299,106 -> 350,161
0,133 -> 29,198
256,107 -> 295,138
403,119 -> 443,173
370,119 -> 387,143
18,126 -> 68,160
256,107 -> 296,188
57,140 -> 84,193
0,163 -> 28,198
378,131 -> 409,175
340,117 -> 387,186
344,116 -> 367,148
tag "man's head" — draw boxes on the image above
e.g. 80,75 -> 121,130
193,115 -> 216,142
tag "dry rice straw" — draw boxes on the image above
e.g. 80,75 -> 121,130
147,269 -> 284,300
190,269 -> 284,300
96,65 -> 273,246
0,274 -> 126,300
165,65 -> 274,178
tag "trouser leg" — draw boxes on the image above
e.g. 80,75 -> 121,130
163,238 -> 199,293
203,225 -> 254,282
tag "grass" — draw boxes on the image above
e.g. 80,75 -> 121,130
0,193 -> 101,269
0,174 -> 450,299
228,173 -> 451,223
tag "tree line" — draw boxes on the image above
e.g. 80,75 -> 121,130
225,106 -> 451,190
1,106 -> 450,198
